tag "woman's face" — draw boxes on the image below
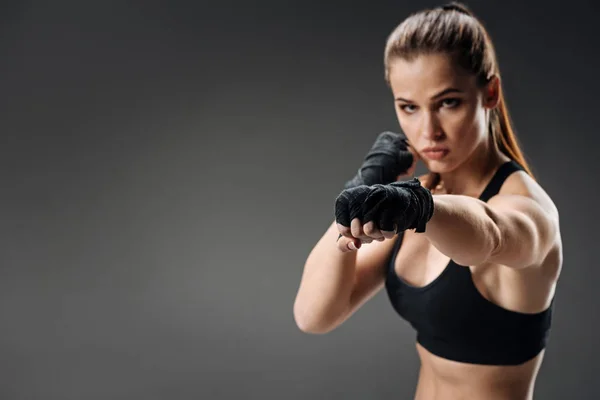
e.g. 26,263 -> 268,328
388,52 -> 498,173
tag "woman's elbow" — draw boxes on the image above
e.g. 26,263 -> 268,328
293,301 -> 342,334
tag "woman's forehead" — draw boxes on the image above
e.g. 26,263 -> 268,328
388,53 -> 476,98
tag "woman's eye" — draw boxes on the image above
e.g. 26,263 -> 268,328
400,104 -> 417,113
441,98 -> 461,108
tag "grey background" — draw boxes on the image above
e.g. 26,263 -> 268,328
0,1 -> 597,399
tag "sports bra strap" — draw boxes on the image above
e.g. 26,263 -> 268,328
478,160 -> 525,202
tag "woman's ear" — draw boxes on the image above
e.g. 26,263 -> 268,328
483,75 -> 501,109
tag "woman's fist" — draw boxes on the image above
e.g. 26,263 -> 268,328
336,220 -> 396,252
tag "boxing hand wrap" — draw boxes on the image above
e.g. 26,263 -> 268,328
335,178 -> 434,234
344,131 -> 414,189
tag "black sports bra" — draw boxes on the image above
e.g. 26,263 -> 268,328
384,160 -> 553,365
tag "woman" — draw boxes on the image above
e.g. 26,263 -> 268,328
293,3 -> 562,400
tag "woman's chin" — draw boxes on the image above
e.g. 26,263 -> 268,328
422,159 -> 453,174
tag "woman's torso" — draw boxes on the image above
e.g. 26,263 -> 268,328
392,228 -> 558,399
413,342 -> 543,400
384,162 -> 561,399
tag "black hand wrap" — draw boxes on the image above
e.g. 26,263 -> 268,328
344,131 -> 414,189
335,178 -> 434,233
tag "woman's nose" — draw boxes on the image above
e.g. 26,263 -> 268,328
420,112 -> 443,140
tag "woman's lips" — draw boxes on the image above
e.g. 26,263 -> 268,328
421,148 -> 449,160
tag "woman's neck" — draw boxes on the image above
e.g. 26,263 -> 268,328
436,139 -> 510,197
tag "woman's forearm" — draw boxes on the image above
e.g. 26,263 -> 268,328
294,220 -> 358,333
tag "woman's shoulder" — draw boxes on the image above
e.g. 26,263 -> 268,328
500,168 -> 559,218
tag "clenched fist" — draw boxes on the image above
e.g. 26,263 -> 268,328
344,131 -> 416,189
334,179 -> 435,252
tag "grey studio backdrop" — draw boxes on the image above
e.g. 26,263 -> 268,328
0,1 -> 597,399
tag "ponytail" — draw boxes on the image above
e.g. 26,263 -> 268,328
491,89 -> 535,179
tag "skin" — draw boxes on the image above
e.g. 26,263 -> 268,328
294,52 -> 562,400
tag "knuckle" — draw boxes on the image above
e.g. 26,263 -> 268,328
338,225 -> 351,235
350,221 -> 363,237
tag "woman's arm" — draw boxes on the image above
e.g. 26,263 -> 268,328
423,193 -> 559,269
293,220 -> 394,334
